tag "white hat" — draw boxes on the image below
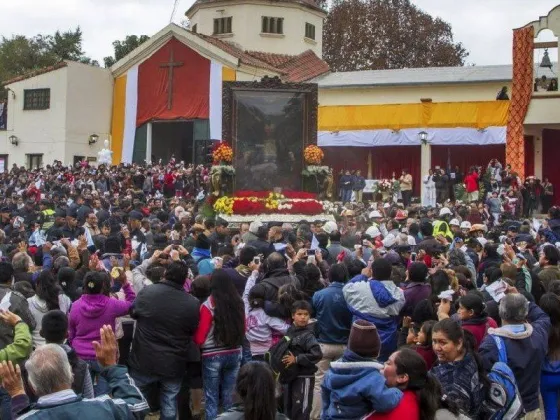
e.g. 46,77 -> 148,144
439,207 -> 452,216
477,237 -> 488,247
369,210 -> 382,219
460,221 -> 472,230
365,226 -> 381,238
383,203 -> 391,209
382,234 -> 396,248
322,221 -> 338,235
249,220 -> 263,234
449,218 -> 460,227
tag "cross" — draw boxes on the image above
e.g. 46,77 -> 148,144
160,49 -> 184,110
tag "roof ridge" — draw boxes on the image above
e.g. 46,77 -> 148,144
3,61 -> 68,86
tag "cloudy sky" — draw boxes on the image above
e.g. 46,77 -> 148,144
1,0 -> 559,66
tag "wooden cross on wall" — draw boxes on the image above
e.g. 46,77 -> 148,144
160,49 -> 184,110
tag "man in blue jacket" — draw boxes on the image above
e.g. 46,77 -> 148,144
343,258 -> 405,362
311,263 -> 353,419
479,292 -> 550,419
3,325 -> 149,420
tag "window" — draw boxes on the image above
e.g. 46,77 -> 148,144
23,89 -> 50,110
192,24 -> 198,33
305,22 -> 316,40
27,154 -> 43,170
262,17 -> 284,34
213,17 -> 232,35
0,155 -> 8,172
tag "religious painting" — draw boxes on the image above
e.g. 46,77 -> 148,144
223,77 -> 318,191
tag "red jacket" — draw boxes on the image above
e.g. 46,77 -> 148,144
464,172 -> 479,193
462,316 -> 497,349
365,390 -> 419,420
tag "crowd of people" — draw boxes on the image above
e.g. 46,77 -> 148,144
0,159 -> 557,419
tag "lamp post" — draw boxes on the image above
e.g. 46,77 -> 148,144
88,134 -> 99,146
418,131 -> 428,145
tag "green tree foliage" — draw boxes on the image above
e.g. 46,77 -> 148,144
103,35 -> 150,68
323,0 -> 469,72
0,27 -> 97,98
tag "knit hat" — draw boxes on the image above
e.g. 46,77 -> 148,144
348,320 -> 381,358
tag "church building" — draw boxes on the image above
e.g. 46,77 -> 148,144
1,1 -> 560,199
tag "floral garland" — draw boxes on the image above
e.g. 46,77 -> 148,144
213,192 -> 324,216
304,145 -> 324,165
212,142 -> 233,163
235,190 -> 317,199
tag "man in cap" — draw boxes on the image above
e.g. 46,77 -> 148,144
61,207 -> 84,241
449,218 -> 461,235
432,207 -> 454,242
45,208 -> 67,242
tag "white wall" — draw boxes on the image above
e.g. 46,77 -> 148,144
318,82 -> 511,106
65,62 -> 113,163
190,1 -> 325,57
525,97 -> 560,125
3,67 -> 69,167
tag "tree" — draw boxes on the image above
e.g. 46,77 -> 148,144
103,35 -> 150,68
323,0 -> 469,72
0,27 -> 97,98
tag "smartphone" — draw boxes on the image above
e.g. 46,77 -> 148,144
253,256 -> 261,265
307,249 -> 315,256
410,252 -> 417,262
307,255 -> 316,264
515,253 -> 526,261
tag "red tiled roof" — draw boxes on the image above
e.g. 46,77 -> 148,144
194,33 -> 330,82
193,33 -> 282,73
2,62 -> 68,86
264,49 -> 330,82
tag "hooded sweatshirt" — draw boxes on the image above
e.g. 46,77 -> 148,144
321,349 -> 402,419
28,294 -> 72,348
68,283 -> 135,360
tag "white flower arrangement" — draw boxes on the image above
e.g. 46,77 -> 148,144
302,165 -> 331,176
210,165 -> 235,175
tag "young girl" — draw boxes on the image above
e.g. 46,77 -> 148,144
245,286 -> 290,360
414,320 -> 437,369
456,292 -> 497,349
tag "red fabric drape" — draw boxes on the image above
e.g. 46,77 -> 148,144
431,145 -> 505,175
543,129 -> 560,205
136,37 -> 210,127
371,147 -> 421,195
506,26 -> 534,178
323,146 -> 421,195
524,135 -> 534,177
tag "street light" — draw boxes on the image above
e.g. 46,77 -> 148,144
418,131 -> 428,145
88,134 -> 99,146
9,135 -> 18,146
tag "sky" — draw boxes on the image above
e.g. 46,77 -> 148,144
0,0 -> 559,66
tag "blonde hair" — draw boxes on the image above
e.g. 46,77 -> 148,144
444,269 -> 459,292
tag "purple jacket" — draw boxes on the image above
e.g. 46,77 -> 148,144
69,283 -> 135,360
400,282 -> 431,318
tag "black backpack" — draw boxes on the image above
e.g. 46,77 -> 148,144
265,336 -> 299,384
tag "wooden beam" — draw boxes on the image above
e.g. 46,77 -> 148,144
534,41 -> 558,49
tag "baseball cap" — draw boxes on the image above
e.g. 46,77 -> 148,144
365,226 -> 381,238
369,210 -> 382,219
477,237 -> 488,247
460,221 -> 472,230
449,218 -> 460,227
322,221 -> 338,235
439,207 -> 452,216
382,234 -> 396,248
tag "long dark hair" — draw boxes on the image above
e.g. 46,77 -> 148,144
236,362 -> 277,420
210,269 -> 245,348
394,348 -> 461,420
458,292 -> 487,318
35,271 -> 61,311
540,293 -> 560,360
432,319 -> 490,390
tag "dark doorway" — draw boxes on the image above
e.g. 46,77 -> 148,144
543,129 -> 560,205
151,121 -> 194,164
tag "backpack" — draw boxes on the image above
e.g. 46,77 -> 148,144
265,336 -> 299,384
482,335 -> 524,420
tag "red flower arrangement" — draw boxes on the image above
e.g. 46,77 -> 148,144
235,190 -> 317,199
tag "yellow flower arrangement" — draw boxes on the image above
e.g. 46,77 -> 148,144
213,143 -> 233,163
304,145 -> 324,165
213,196 -> 234,215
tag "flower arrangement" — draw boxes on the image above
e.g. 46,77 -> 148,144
235,190 -> 317,199
212,142 -> 233,164
304,145 -> 324,165
210,165 -> 235,176
213,193 -> 324,216
375,179 -> 393,193
302,165 -> 331,176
